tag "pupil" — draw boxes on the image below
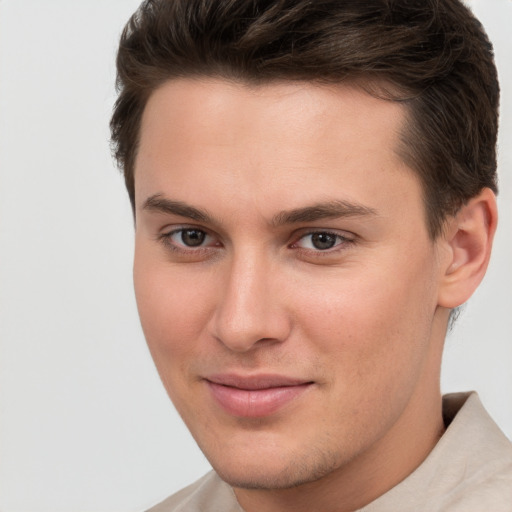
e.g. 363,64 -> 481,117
182,229 -> 205,247
312,233 -> 336,250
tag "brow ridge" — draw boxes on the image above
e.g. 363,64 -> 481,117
271,200 -> 378,226
142,194 -> 378,226
142,194 -> 213,223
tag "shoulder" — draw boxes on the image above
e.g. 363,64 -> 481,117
441,462 -> 512,511
361,392 -> 512,512
145,471 -> 242,512
424,392 -> 512,511
438,393 -> 512,510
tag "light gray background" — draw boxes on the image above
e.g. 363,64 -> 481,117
0,1 -> 510,511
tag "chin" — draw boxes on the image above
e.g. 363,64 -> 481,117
208,445 -> 343,491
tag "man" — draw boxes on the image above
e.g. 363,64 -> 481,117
110,0 -> 512,510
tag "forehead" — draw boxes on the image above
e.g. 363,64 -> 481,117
137,78 -> 405,159
135,78 -> 423,227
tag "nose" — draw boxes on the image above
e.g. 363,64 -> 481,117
208,251 -> 292,352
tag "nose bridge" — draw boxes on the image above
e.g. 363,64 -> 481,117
210,245 -> 289,352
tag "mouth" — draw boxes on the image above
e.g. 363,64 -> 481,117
205,374 -> 314,418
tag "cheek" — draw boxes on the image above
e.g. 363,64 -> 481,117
291,251 -> 437,380
133,252 -> 214,367
133,259 -> 217,415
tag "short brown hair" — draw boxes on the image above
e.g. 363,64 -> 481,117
110,0 -> 499,238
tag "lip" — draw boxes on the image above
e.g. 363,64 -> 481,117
205,374 -> 313,418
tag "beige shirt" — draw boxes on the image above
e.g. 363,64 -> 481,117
147,392 -> 512,511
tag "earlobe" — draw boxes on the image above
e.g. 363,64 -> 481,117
437,188 -> 498,309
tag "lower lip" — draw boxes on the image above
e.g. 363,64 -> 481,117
206,381 -> 312,418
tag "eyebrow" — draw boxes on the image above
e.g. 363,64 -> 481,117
143,195 -> 213,223
271,200 -> 378,226
142,194 -> 378,226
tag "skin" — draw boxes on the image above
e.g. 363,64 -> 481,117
133,78 -> 497,512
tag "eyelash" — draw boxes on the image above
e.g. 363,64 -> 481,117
291,231 -> 355,253
158,227 -> 219,254
157,227 -> 355,256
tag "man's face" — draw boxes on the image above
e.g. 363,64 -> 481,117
133,79 -> 447,490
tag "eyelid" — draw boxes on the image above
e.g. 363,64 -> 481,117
290,229 -> 356,252
158,225 -> 221,251
156,224 -> 356,256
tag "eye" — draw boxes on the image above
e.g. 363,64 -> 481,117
175,228 -> 207,247
293,231 -> 352,251
162,228 -> 217,250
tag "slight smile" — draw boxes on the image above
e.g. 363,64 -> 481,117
205,374 -> 314,418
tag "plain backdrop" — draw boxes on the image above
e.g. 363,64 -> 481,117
0,1 -> 511,511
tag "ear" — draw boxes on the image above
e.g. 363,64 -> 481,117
437,188 -> 498,309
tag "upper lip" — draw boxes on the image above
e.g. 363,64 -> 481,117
205,374 -> 312,390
